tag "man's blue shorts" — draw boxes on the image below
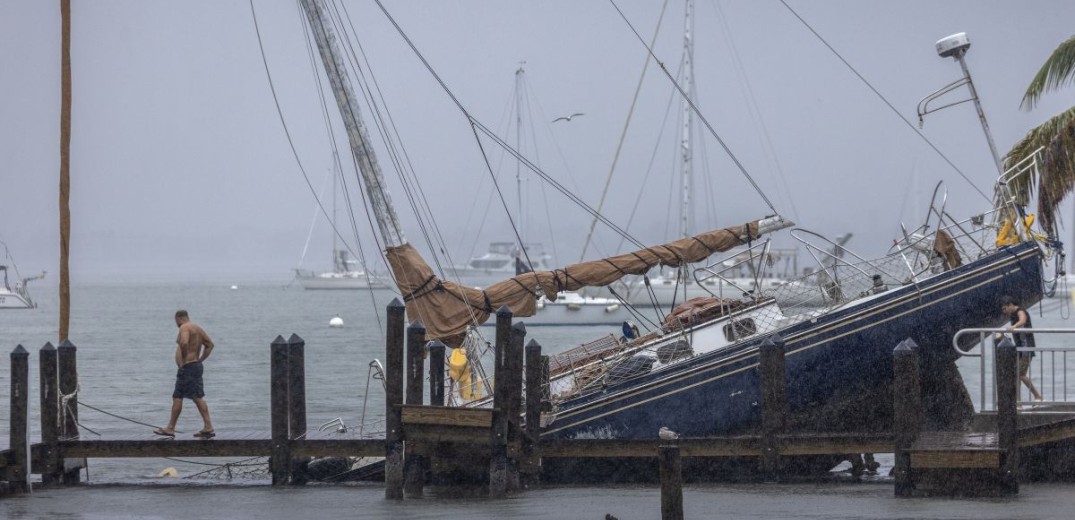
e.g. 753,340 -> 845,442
173,361 -> 205,400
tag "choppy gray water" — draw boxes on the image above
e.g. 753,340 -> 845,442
1,283 -> 1073,519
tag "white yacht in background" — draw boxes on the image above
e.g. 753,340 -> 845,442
448,241 -> 552,288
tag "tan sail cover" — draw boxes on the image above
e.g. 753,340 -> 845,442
386,221 -> 762,343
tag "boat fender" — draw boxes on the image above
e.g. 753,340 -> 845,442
448,348 -> 467,381
605,303 -> 620,313
458,369 -> 483,401
567,302 -> 582,311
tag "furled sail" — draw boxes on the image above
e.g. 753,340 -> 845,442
386,216 -> 792,343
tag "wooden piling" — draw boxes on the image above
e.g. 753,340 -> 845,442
758,334 -> 786,480
522,339 -> 543,485
404,320 -> 427,496
39,342 -> 62,484
57,339 -> 82,484
489,305 -> 512,497
384,298 -> 406,500
893,338 -> 921,497
995,338 -> 1019,495
287,333 -> 308,486
428,341 -> 446,407
269,335 -> 290,486
658,444 -> 684,520
506,322 -> 526,490
7,346 -> 29,493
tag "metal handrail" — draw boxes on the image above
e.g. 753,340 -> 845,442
953,327 -> 1073,413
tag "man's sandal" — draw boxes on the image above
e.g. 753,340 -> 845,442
193,430 -> 216,439
152,428 -> 175,438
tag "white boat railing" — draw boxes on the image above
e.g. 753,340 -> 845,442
953,327 -> 1074,414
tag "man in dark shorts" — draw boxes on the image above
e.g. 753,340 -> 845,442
997,295 -> 1043,402
154,309 -> 216,438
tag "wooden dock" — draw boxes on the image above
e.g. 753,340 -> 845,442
4,301 -> 1075,506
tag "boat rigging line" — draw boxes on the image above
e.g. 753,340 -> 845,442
607,0 -> 780,217
776,0 -> 991,203
580,0 -> 671,262
301,0 -> 489,331
371,0 -> 651,254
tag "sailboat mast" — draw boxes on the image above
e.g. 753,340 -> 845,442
331,157 -> 338,270
515,66 -> 525,248
298,0 -> 405,248
679,0 -> 695,240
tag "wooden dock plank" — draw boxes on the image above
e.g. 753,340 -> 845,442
400,405 -> 493,428
60,439 -> 271,458
1018,417 -> 1075,447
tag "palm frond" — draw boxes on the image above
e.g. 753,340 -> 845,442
1021,35 -> 1075,110
1004,106 -> 1075,232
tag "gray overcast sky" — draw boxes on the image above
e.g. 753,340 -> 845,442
2,1 -> 1073,283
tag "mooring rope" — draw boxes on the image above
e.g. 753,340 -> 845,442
76,399 -> 168,431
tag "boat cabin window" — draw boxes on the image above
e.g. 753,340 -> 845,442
723,319 -> 757,341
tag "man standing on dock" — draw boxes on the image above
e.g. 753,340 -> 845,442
154,309 -> 216,438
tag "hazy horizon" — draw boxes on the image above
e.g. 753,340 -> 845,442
3,1 -> 1074,285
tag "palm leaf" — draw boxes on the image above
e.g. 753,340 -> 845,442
1021,35 -> 1075,110
1004,106 -> 1075,232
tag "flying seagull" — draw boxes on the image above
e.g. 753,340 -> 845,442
552,112 -> 585,123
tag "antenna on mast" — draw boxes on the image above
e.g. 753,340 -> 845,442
917,32 -> 1005,177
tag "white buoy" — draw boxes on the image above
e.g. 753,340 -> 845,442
329,315 -> 344,328
157,467 -> 178,478
230,285 -> 239,290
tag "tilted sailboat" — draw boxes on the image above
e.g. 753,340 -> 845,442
296,1 -> 1057,476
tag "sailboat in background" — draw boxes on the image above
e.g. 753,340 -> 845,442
613,1 -> 798,308
293,158 -> 392,291
448,66 -> 630,326
0,240 -> 44,309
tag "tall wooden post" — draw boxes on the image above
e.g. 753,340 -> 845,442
489,305 -> 512,497
57,339 -> 82,484
995,338 -> 1019,495
8,346 -> 30,493
522,339 -> 543,485
39,342 -> 62,484
384,299 -> 406,500
758,334 -> 786,480
659,444 -> 684,520
428,341 -> 446,407
269,335 -> 290,486
893,338 -> 921,497
404,320 -> 427,496
287,333 -> 308,486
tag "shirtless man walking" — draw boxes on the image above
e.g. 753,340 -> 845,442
154,309 -> 216,438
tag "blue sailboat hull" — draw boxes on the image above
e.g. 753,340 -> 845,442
543,241 -> 1044,441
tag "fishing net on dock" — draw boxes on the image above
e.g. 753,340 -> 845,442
182,417 -> 387,482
